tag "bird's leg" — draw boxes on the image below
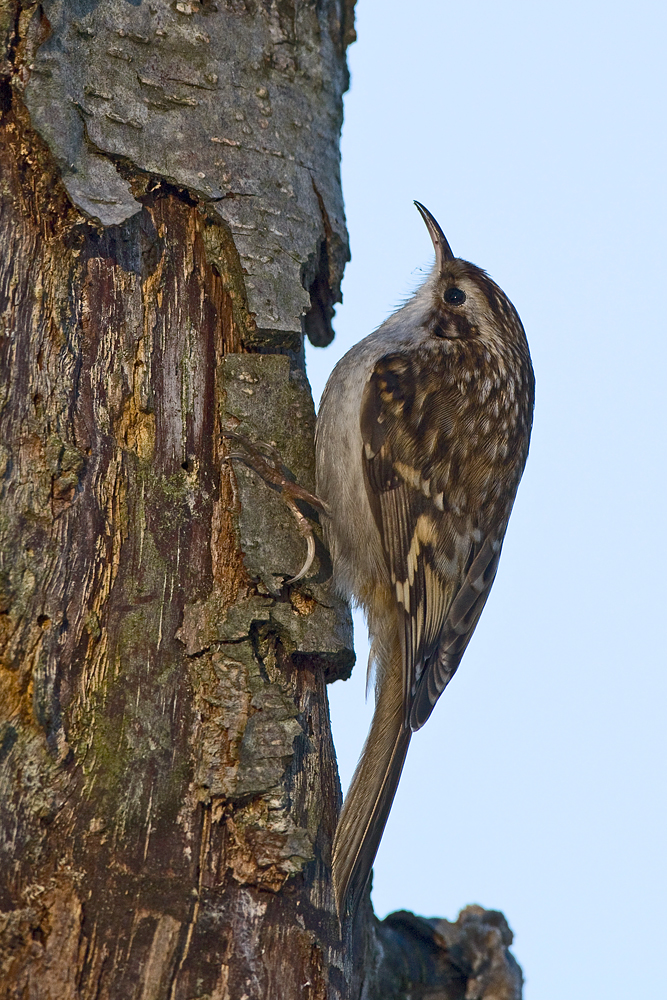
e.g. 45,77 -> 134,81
222,432 -> 329,584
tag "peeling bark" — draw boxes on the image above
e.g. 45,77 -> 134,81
0,3 -> 523,997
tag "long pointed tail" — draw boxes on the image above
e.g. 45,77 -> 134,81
332,636 -> 410,921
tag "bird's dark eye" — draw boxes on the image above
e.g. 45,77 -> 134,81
444,287 -> 466,305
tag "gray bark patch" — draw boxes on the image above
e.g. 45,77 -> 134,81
24,0 -> 350,337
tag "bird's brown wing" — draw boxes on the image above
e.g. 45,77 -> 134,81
360,350 -> 502,731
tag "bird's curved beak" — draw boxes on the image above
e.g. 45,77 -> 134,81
414,201 -> 455,270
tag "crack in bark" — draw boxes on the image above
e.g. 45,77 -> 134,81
167,803 -> 211,999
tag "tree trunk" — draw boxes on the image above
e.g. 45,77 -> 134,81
0,3 -> 523,997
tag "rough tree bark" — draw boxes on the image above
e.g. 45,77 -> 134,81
0,2 -> 523,997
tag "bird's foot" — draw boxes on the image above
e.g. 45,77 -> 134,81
223,432 -> 328,584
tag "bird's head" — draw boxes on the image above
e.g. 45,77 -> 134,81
414,201 -> 526,353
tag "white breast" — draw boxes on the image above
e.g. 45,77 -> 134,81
315,280 -> 434,606
316,337 -> 386,603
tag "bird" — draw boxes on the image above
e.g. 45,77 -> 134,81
315,202 -> 534,921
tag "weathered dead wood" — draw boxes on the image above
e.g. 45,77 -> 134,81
0,3 -> 523,997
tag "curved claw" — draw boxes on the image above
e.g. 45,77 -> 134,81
222,431 -> 327,584
286,530 -> 316,585
282,493 -> 318,583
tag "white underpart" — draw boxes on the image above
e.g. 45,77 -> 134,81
315,271 -> 438,608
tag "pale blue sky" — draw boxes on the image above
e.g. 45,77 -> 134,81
306,2 -> 667,997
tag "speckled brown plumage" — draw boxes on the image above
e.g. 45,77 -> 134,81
361,259 -> 533,729
316,203 -> 534,920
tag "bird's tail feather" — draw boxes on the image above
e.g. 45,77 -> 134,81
332,636 -> 410,921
